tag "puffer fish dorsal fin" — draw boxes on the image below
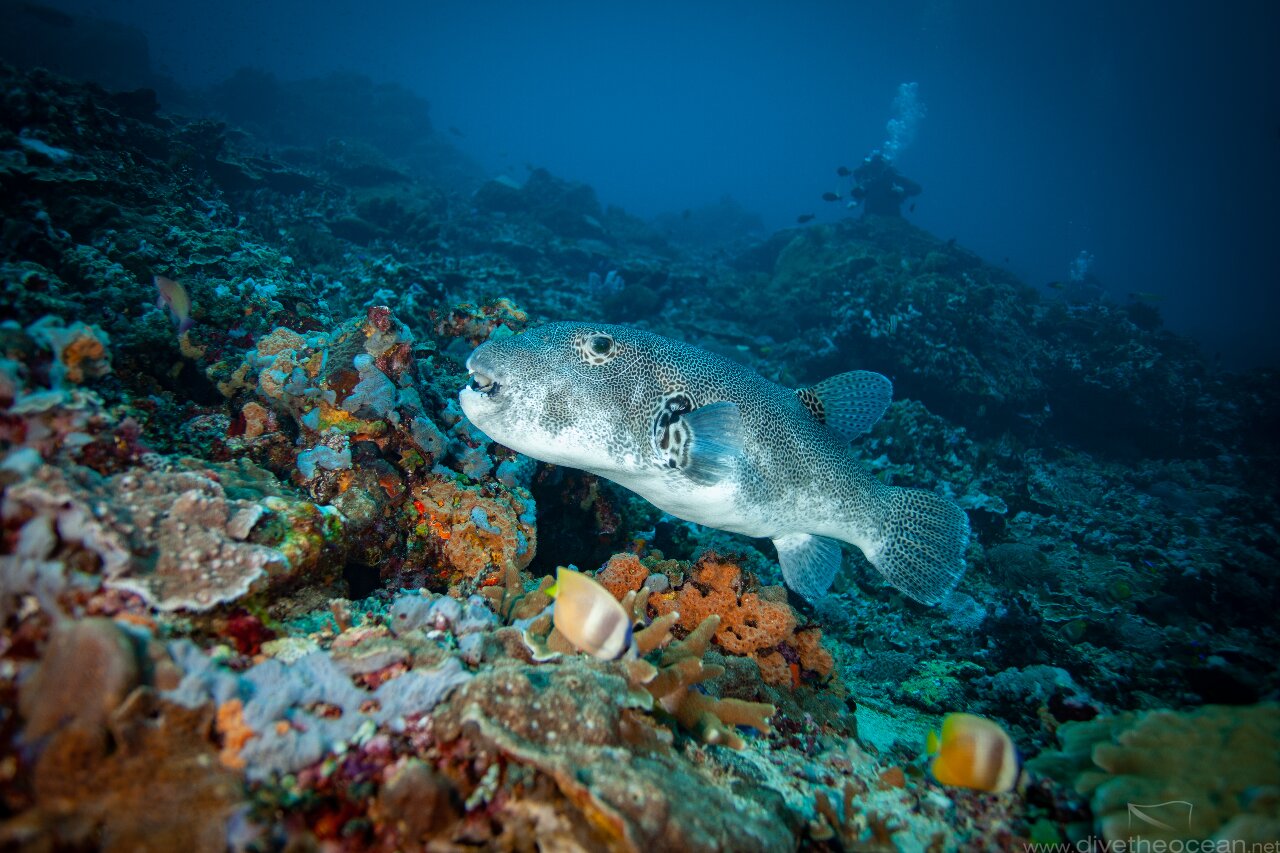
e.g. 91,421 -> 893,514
796,370 -> 893,441
652,396 -> 744,487
772,533 -> 842,600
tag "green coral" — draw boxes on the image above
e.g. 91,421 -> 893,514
899,658 -> 982,712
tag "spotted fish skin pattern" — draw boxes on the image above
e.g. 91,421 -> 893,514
459,322 -> 969,604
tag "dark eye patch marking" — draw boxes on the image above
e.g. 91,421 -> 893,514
652,393 -> 694,469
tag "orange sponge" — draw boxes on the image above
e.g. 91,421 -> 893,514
794,627 -> 834,679
649,554 -> 836,687
716,591 -> 797,656
595,553 -> 649,600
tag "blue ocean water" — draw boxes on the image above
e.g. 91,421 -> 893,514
0,1 -> 1276,848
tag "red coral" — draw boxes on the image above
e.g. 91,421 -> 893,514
222,610 -> 276,656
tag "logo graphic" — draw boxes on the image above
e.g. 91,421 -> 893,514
1127,801 -> 1193,832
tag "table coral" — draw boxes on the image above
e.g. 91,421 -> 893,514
2,459 -> 344,612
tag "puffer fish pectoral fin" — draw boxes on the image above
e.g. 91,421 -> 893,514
866,487 -> 970,605
772,533 -> 842,600
658,400 -> 745,487
796,370 -> 893,441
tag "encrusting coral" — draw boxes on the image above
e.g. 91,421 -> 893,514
432,653 -> 794,852
3,619 -> 243,853
163,637 -> 473,781
409,474 -> 536,587
2,459 -> 345,612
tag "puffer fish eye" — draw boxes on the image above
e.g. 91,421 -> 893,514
589,335 -> 614,355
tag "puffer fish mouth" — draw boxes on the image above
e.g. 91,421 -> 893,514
464,350 -> 503,398
467,368 -> 499,396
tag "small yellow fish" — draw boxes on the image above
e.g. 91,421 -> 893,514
547,567 -> 635,660
154,275 -> 193,333
926,713 -> 1020,793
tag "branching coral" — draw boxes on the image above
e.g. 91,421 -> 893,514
641,614 -> 776,750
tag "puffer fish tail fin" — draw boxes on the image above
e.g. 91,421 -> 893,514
772,533 -> 842,600
797,370 -> 893,441
867,488 -> 970,605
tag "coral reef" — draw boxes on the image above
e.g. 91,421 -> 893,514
0,57 -> 1276,850
433,656 -> 795,852
3,459 -> 344,612
408,474 -> 536,587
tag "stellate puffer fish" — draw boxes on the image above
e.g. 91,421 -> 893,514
547,566 -> 636,660
459,323 -> 969,604
926,713 -> 1021,793
154,275 -> 193,333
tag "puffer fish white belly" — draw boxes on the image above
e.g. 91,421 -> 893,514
616,470 -> 759,537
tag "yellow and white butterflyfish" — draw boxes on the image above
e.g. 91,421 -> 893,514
926,713 -> 1020,793
547,566 -> 636,660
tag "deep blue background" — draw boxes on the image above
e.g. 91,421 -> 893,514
47,0 -> 1280,368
